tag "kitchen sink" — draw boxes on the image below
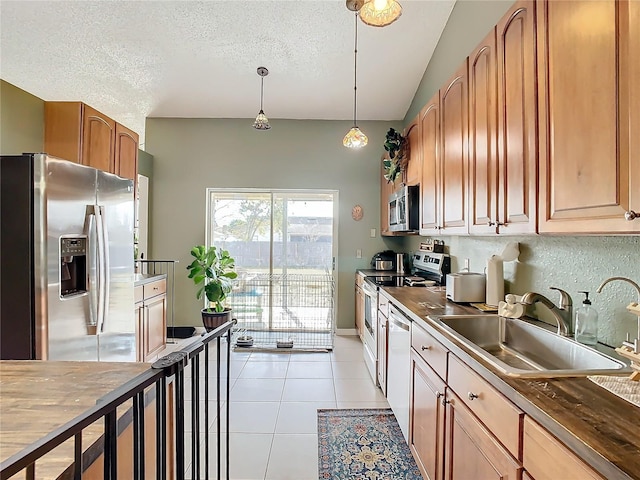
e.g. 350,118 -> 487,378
433,315 -> 629,378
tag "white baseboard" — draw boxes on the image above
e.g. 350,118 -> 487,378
336,328 -> 358,336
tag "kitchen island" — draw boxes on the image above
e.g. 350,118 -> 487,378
0,360 -> 163,479
381,286 -> 640,480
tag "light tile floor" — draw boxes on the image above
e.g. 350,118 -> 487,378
182,334 -> 389,480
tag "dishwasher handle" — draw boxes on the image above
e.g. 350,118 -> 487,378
389,306 -> 411,331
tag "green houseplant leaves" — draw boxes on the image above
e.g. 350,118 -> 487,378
186,245 -> 238,313
383,128 -> 407,184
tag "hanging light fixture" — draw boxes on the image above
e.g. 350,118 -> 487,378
359,0 -> 402,28
343,10 -> 368,149
252,66 -> 271,130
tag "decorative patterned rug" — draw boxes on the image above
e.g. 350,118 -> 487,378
317,408 -> 422,480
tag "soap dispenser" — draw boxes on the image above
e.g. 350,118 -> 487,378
574,291 -> 598,345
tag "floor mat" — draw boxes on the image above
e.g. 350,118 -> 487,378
317,408 -> 422,480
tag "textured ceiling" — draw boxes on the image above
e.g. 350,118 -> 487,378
0,0 -> 455,145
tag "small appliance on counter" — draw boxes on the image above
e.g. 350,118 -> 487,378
371,250 -> 396,271
446,272 -> 486,303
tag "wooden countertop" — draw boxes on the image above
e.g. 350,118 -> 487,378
380,285 -> 640,480
0,361 -> 150,479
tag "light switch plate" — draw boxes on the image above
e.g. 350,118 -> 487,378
356,249 -> 362,259
370,228 -> 376,238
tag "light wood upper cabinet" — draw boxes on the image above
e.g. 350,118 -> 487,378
45,101 -> 139,181
537,0 -> 639,233
115,123 -> 139,181
82,104 -> 116,173
497,0 -> 538,234
468,29 -> 499,235
419,94 -> 440,234
468,0 -> 537,235
418,64 -> 468,236
439,63 -> 469,234
404,116 -> 422,187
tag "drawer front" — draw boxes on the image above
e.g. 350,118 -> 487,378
144,278 -> 166,299
378,292 -> 390,318
134,285 -> 144,303
523,417 -> 604,480
411,322 -> 448,380
448,354 -> 523,459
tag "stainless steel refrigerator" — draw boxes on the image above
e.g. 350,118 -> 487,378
1,153 -> 136,361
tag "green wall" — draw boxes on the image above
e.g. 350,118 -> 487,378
0,80 -> 44,154
400,1 -> 639,347
404,1 -> 512,124
144,117 -> 401,330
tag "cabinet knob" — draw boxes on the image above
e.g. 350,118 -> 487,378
436,391 -> 443,399
487,220 -> 495,226
421,345 -> 431,351
468,392 -> 479,401
625,210 -> 638,221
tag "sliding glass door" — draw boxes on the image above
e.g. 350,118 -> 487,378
206,189 -> 337,349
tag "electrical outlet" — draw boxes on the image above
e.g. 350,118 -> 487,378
627,302 -> 640,315
464,258 -> 470,270
356,249 -> 362,259
370,228 -> 376,238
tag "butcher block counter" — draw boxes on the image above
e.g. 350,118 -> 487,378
382,286 -> 640,480
0,360 -> 150,479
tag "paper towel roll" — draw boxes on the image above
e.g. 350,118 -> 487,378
486,256 -> 504,307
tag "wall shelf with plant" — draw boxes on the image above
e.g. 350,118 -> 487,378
382,127 -> 407,184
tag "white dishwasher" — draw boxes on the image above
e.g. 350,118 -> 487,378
386,304 -> 411,443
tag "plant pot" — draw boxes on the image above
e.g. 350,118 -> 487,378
201,307 -> 233,332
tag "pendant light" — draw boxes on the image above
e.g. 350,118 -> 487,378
359,0 -> 402,28
252,67 -> 271,130
343,11 -> 368,149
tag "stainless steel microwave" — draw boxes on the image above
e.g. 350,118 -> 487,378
389,185 -> 419,232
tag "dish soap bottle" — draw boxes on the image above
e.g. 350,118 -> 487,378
574,291 -> 598,345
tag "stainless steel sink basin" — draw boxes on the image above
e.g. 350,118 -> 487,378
434,315 -> 629,377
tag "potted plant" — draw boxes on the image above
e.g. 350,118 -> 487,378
186,245 -> 238,331
383,127 -> 407,184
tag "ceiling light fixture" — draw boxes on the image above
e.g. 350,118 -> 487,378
359,0 -> 402,27
252,67 -> 271,130
343,10 -> 368,149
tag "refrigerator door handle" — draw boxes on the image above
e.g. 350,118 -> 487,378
99,205 -> 111,331
84,206 -> 99,331
94,205 -> 107,334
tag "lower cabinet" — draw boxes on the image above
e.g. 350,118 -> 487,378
523,416 -> 604,480
135,278 -> 167,362
444,392 -> 522,480
410,350 -> 446,480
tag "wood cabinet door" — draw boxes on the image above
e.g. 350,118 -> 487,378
537,0 -> 639,233
439,63 -> 469,234
44,101 -> 83,164
468,29 -> 498,235
419,95 -> 440,234
377,313 -> 388,394
496,0 -> 538,234
523,417 -> 604,480
404,117 -> 422,187
115,123 -> 139,181
626,0 -> 640,226
410,351 -> 446,480
144,294 -> 167,361
444,393 -> 522,480
82,105 -> 116,173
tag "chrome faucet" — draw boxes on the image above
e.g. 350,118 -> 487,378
596,276 -> 640,354
520,287 -> 573,337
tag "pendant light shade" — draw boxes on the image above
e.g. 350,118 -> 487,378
343,12 -> 368,149
252,67 -> 271,130
359,0 -> 402,27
